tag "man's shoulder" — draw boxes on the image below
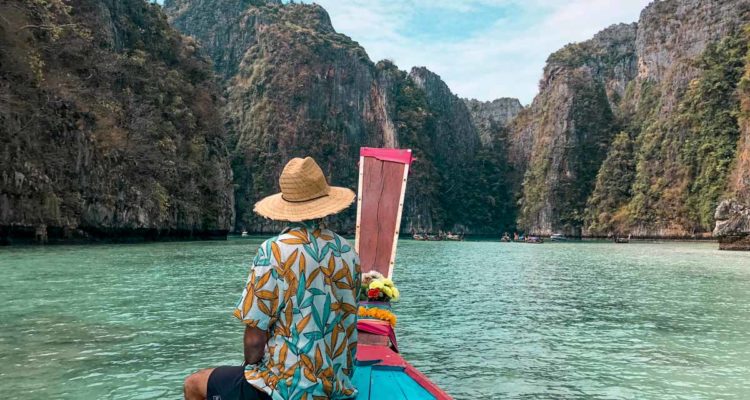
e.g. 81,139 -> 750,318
252,235 -> 281,267
326,230 -> 359,263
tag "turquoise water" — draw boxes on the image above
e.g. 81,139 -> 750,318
1,239 -> 749,399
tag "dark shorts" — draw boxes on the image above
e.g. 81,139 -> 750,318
207,366 -> 271,400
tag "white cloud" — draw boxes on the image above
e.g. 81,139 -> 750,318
308,0 -> 651,104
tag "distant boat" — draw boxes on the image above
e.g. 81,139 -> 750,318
525,236 -> 543,244
241,230 -> 248,237
550,233 -> 567,241
614,234 -> 631,243
413,232 -> 444,241
500,233 -> 512,242
445,233 -> 463,241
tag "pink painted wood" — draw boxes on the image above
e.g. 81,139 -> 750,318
355,148 -> 411,277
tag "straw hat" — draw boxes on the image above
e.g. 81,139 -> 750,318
254,157 -> 355,221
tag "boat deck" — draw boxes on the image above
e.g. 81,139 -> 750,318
353,363 -> 435,399
354,344 -> 440,400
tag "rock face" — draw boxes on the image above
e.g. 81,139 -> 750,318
164,0 -> 516,234
0,0 -> 234,243
714,200 -> 750,249
728,66 -> 750,206
464,98 -> 523,146
165,0 -> 402,233
514,0 -> 750,240
511,23 -> 637,236
9,0 -> 745,243
407,67 -> 481,230
716,35 -> 750,247
610,0 -> 750,238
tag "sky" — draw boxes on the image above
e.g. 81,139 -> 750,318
298,0 -> 652,104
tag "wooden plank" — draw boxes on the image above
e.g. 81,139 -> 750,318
357,157 -> 406,277
352,365 -> 373,399
387,162 -> 409,278
372,161 -> 404,274
355,156 -> 365,254
358,331 -> 391,347
358,156 -> 385,275
370,369 -> 436,400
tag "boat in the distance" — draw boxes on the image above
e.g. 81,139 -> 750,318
413,232 -> 462,241
614,234 -> 631,243
550,233 -> 567,241
354,147 -> 452,399
412,232 -> 443,241
525,236 -> 544,244
444,232 -> 463,241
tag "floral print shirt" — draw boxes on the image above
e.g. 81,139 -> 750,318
234,221 -> 361,399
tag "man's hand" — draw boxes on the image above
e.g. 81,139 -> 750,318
244,325 -> 268,365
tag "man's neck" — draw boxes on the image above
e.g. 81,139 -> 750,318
288,220 -> 320,231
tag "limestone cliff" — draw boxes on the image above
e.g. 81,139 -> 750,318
515,0 -> 750,239
9,0 -> 750,243
589,0 -> 750,238
165,0 -> 400,232
164,0 -> 515,234
0,0 -> 234,243
625,0 -> 750,238
464,98 -> 523,146
511,23 -> 637,236
403,68 -> 517,232
408,67 -> 481,230
715,37 -> 750,249
728,54 -> 750,206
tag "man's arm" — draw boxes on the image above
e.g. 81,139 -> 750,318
244,325 -> 269,365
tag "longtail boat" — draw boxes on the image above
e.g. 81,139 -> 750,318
353,147 -> 452,400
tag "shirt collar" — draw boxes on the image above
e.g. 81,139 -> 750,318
284,220 -> 320,233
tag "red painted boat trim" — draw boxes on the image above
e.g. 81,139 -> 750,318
360,147 -> 414,165
404,364 -> 453,400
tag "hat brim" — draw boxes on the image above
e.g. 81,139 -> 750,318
253,187 -> 356,222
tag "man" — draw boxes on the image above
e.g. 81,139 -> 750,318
184,157 -> 361,400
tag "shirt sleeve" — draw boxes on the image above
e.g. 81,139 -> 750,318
233,245 -> 281,331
